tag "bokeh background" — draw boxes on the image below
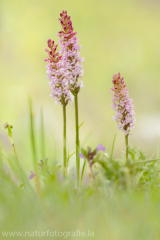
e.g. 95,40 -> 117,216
1,0 -> 160,171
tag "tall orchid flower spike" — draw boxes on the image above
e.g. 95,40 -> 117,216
45,38 -> 73,176
58,10 -> 84,186
111,73 -> 135,162
58,10 -> 84,95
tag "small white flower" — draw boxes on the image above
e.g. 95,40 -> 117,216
104,153 -> 109,158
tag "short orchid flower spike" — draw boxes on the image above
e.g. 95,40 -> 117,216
45,39 -> 73,106
111,73 -> 135,135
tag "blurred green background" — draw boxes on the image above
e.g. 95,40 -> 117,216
1,0 -> 160,171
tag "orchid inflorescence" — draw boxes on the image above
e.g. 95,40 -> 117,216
111,73 -> 135,135
58,10 -> 84,96
45,39 -> 73,106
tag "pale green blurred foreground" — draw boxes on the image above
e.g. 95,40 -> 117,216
2,185 -> 160,240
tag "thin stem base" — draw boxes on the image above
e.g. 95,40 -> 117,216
125,134 -> 129,163
63,105 -> 67,176
75,94 -> 80,186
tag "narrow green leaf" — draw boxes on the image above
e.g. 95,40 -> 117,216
29,97 -> 37,170
2,151 -> 34,192
110,133 -> 116,161
53,160 -> 59,166
2,151 -> 19,177
94,159 -> 108,170
130,159 -> 160,166
79,121 -> 85,129
57,165 -> 62,169
81,148 -> 88,158
67,151 -> 75,163
81,159 -> 86,183
40,107 -> 46,161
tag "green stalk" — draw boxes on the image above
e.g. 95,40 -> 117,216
63,105 -> 67,176
75,94 -> 80,186
125,134 -> 129,163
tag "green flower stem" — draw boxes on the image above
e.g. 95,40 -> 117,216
125,134 -> 129,163
63,105 -> 67,176
75,94 -> 80,186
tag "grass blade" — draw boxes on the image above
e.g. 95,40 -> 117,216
130,159 -> 160,166
67,151 -> 75,166
79,121 -> 85,129
81,158 -> 86,183
29,97 -> 40,192
110,133 -> 116,161
40,106 -> 46,161
29,97 -> 37,169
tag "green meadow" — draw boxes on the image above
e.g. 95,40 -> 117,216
1,0 -> 160,239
